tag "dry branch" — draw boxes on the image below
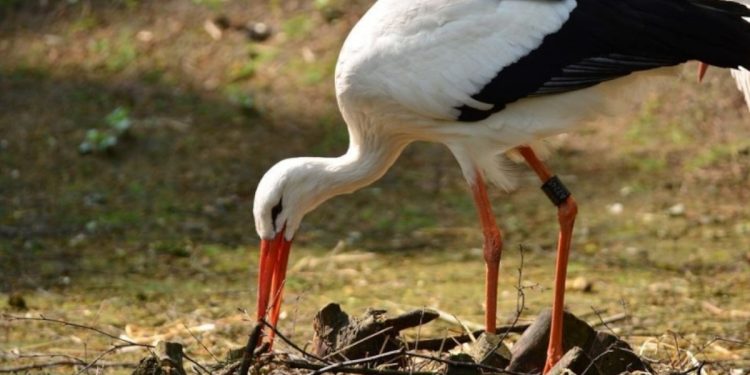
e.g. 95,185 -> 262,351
2,313 -> 154,374
238,322 -> 264,375
589,312 -> 629,329
404,324 -> 529,352
1,313 -> 151,348
0,360 -> 137,373
310,349 -> 406,375
258,319 -> 330,363
283,359 -> 436,375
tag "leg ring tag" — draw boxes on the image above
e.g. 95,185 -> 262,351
541,175 -> 571,207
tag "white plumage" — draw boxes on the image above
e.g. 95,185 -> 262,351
336,0 -> 577,121
732,67 -> 750,108
727,0 -> 750,109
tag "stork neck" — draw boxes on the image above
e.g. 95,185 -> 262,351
322,138 -> 406,197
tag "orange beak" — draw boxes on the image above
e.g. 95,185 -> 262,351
698,62 -> 709,83
256,228 -> 293,345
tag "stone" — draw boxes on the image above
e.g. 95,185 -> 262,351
132,342 -> 186,375
311,303 -> 439,362
506,309 -> 596,374
444,353 -> 480,375
547,347 -> 600,375
466,332 -> 511,369
587,332 -> 653,375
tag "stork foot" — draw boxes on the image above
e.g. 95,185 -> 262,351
543,352 -> 562,374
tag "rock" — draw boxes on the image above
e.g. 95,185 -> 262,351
568,276 -> 594,293
311,303 -> 439,362
591,347 -> 651,374
587,332 -> 652,375
547,347 -> 600,375
311,303 -> 350,358
466,332 -> 511,369
668,203 -> 685,217
203,19 -> 223,40
8,293 -> 27,311
588,332 -> 629,357
444,353 -> 480,375
506,309 -> 596,374
132,342 -> 186,375
607,203 -> 624,215
213,15 -> 231,30
246,22 -> 272,42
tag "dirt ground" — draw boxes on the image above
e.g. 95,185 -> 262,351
0,1 -> 749,373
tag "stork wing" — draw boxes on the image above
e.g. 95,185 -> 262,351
339,0 -> 750,122
457,0 -> 750,121
337,0 -> 579,121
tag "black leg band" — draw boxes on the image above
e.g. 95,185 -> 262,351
541,175 -> 571,207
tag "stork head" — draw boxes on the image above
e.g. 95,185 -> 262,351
252,157 -> 337,332
252,148 -> 396,340
254,157 -> 332,241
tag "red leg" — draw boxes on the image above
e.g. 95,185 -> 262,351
470,171 -> 503,333
518,146 -> 578,373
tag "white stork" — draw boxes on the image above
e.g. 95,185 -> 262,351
252,0 -> 750,372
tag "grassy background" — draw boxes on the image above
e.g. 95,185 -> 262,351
1,0 -> 749,373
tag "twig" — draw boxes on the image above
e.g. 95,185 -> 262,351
432,310 -> 484,332
74,344 -> 137,375
183,352 -> 212,375
406,352 -> 523,375
2,313 -> 154,374
581,346 -> 617,375
414,308 -> 427,352
670,331 -> 682,368
258,319 -> 330,364
403,324 -> 529,352
589,312 -> 629,329
311,349 -> 405,375
283,359 -> 435,375
323,326 -> 394,360
0,360 -> 137,373
238,322 -> 264,375
219,362 -> 241,375
183,323 -> 220,363
582,341 -> 648,375
671,362 -> 707,375
589,307 -> 621,336
1,352 -> 82,362
1,314 -> 151,348
695,335 -> 748,357
411,308 -> 429,372
450,313 -> 478,341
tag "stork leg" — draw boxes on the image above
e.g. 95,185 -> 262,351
470,171 -> 503,333
517,146 -> 578,373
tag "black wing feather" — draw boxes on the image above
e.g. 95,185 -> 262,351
458,0 -> 750,122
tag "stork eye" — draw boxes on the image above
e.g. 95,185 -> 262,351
271,198 -> 283,230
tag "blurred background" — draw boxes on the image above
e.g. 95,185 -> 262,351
1,0 -> 748,372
